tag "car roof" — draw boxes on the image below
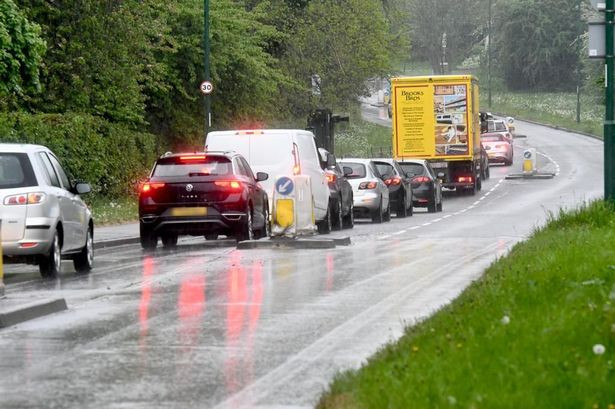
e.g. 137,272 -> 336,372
338,158 -> 373,164
207,129 -> 315,138
0,143 -> 50,153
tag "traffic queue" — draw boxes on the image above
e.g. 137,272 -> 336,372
0,75 -> 517,277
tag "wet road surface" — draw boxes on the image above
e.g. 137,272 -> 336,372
0,117 -> 603,408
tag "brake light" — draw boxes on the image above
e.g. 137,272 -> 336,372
412,176 -> 430,184
293,165 -> 301,175
179,155 -> 206,161
458,176 -> 473,183
326,173 -> 337,183
235,130 -> 263,135
384,177 -> 401,186
3,193 -> 46,205
214,180 -> 242,190
359,181 -> 378,190
140,182 -> 165,193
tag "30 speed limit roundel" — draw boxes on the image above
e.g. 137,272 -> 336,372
200,81 -> 214,95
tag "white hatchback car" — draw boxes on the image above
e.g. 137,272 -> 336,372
0,144 -> 94,277
338,158 -> 390,223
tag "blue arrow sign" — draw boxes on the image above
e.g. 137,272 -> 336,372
275,177 -> 294,196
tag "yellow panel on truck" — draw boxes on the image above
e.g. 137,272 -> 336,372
391,75 -> 483,194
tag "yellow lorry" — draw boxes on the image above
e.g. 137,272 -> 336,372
391,75 -> 483,194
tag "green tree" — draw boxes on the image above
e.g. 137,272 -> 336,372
494,0 -> 585,91
0,0 -> 45,107
283,0 -> 394,115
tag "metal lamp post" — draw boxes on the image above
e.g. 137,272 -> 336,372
488,0 -> 492,108
606,0 -> 615,200
203,0 -> 212,140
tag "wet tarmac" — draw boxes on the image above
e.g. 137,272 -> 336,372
0,119 -> 604,408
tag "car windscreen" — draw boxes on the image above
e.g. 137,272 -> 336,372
153,156 -> 233,177
481,135 -> 504,142
399,163 -> 425,177
339,162 -> 366,179
0,152 -> 37,189
374,162 -> 395,178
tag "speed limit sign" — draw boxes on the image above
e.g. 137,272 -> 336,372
200,81 -> 214,95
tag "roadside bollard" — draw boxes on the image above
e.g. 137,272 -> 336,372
523,148 -> 537,175
271,175 -> 317,237
0,220 -> 4,298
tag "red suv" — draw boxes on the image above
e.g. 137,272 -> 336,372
139,152 -> 269,249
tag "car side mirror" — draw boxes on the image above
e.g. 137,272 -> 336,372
343,166 -> 353,177
326,153 -> 337,169
256,172 -> 269,182
74,182 -> 91,195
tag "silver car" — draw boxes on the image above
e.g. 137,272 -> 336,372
1,144 -> 94,277
338,158 -> 390,223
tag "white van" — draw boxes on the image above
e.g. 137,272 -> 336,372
205,129 -> 332,232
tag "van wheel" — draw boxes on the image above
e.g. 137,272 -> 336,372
317,203 -> 332,234
73,226 -> 94,273
39,231 -> 61,278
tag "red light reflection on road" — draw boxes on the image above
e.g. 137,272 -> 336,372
224,253 -> 264,397
178,273 -> 206,348
326,253 -> 334,291
139,256 -> 155,352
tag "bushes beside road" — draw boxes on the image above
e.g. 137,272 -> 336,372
317,201 -> 615,409
0,112 -> 159,197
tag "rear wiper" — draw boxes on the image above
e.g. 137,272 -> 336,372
189,172 -> 211,177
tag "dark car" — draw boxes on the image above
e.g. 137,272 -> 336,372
373,159 -> 413,217
139,152 -> 270,249
319,149 -> 354,229
397,159 -> 443,213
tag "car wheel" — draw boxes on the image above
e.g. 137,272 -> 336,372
428,193 -> 437,213
477,176 -> 482,191
162,233 -> 178,248
257,206 -> 270,239
39,230 -> 61,278
317,203 -> 332,234
396,194 -> 407,218
485,164 -> 490,180
383,200 -> 391,222
371,198 -> 384,224
343,200 -> 354,229
73,226 -> 94,273
236,206 -> 254,242
204,233 -> 219,241
140,224 -> 157,250
333,196 -> 343,231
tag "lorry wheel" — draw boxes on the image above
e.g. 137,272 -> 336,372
477,177 -> 482,191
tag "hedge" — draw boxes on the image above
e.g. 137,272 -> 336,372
0,112 -> 159,197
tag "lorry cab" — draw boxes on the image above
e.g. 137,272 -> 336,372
205,129 -> 330,223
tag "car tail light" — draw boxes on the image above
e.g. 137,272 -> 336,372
359,181 -> 378,190
292,165 -> 301,175
325,172 -> 337,183
19,242 -> 38,248
214,180 -> 242,190
384,177 -> 401,186
458,176 -> 473,183
495,144 -> 505,149
179,155 -> 206,161
411,176 -> 430,188
140,182 -> 165,193
3,193 -> 46,205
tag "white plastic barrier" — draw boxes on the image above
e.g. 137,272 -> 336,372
523,148 -> 537,175
271,175 -> 316,237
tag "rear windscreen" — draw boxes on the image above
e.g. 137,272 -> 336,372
249,136 -> 293,166
399,163 -> 425,176
0,153 -> 37,189
374,162 -> 395,178
340,162 -> 366,179
153,156 -> 232,177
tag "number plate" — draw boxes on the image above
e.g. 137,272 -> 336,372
170,207 -> 207,217
430,162 -> 448,169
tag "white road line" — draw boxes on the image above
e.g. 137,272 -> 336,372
421,222 -> 431,227
391,230 -> 406,236
409,226 -> 421,230
443,215 -> 452,219
432,218 -> 443,223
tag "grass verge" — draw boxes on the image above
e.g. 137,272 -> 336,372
336,119 -> 392,158
483,91 -> 604,138
317,201 -> 615,409
86,195 -> 137,226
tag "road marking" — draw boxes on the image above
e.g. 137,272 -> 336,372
409,226 -> 421,230
443,215 -> 452,219
432,218 -> 443,223
391,230 -> 406,236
